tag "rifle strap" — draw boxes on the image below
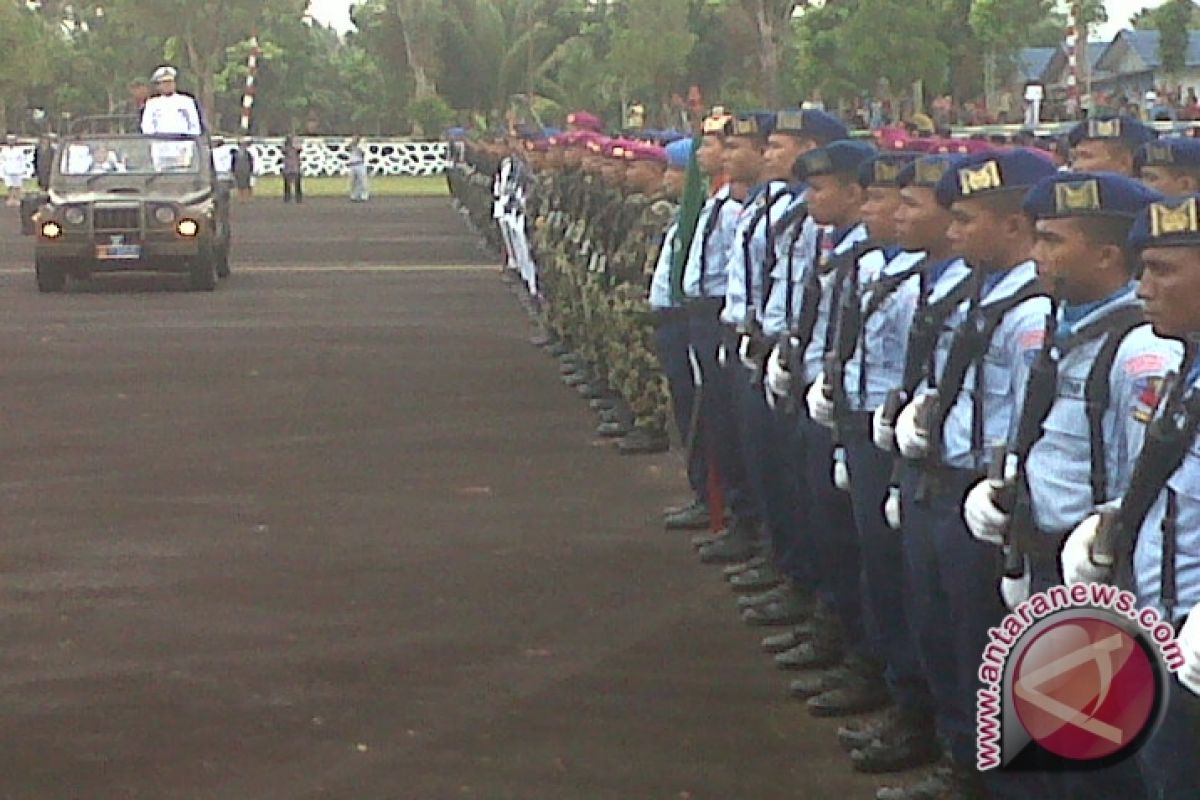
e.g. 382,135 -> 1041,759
933,278 -> 1045,461
903,268 -> 975,396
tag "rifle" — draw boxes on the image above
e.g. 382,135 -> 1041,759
987,442 -> 1026,579
1090,367 -> 1195,591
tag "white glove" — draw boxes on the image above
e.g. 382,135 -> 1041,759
1060,514 -> 1110,585
872,404 -> 896,452
833,447 -> 851,491
1000,568 -> 1032,611
717,342 -> 728,369
1176,612 -> 1200,696
764,381 -> 777,410
765,345 -> 791,399
964,479 -> 1010,547
737,335 -> 757,370
884,486 -> 902,530
806,373 -> 836,428
895,398 -> 930,460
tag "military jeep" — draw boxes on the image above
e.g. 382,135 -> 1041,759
30,127 -> 231,292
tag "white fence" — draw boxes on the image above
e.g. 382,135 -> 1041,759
1,138 -> 450,179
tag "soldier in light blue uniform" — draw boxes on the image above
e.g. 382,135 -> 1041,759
760,139 -> 885,714
695,111 -> 800,569
891,149 -> 1058,798
649,138 -> 709,527
1066,114 -> 1156,176
723,109 -> 850,610
869,154 -> 975,800
1062,194 -> 1200,799
684,113 -> 774,564
810,151 -> 943,773
963,172 -> 1174,800
1135,137 -> 1200,197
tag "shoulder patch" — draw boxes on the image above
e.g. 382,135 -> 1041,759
1017,327 -> 1045,351
1132,376 -> 1166,423
1124,352 -> 1169,378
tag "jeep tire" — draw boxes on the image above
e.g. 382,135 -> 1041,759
35,256 -> 66,293
215,241 -> 231,278
187,246 -> 217,291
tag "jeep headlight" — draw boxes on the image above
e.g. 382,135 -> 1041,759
41,221 -> 62,239
63,207 -> 86,225
176,218 -> 199,237
154,206 -> 176,225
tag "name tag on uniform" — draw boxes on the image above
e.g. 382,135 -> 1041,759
1058,378 -> 1086,400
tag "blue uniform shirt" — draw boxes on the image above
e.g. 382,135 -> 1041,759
683,185 -> 742,299
800,223 -> 870,384
1134,367 -> 1200,623
720,180 -> 795,327
1026,288 -> 1182,534
938,261 -> 1051,471
648,220 -> 679,309
763,199 -> 819,336
842,250 -> 926,412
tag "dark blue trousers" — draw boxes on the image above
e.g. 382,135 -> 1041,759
798,415 -> 863,650
687,314 -> 758,523
844,432 -> 932,717
728,364 -> 811,586
653,313 -> 707,505
1136,677 -> 1197,799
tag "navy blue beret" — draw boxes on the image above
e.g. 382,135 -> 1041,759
1129,194 -> 1200,250
793,139 -> 878,182
934,148 -> 1059,208
726,111 -> 776,138
1023,172 -> 1163,220
1135,138 -> 1200,171
898,154 -> 962,188
858,152 -> 919,188
774,109 -> 849,146
1067,114 -> 1156,148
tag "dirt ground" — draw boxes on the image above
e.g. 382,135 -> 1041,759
0,197 -> 899,799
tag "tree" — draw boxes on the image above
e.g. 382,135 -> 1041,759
0,1 -> 60,130
738,0 -> 803,107
1158,0 -> 1197,78
607,0 -> 698,107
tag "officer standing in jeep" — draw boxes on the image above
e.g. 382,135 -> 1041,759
141,66 -> 203,136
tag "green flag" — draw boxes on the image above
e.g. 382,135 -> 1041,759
669,135 -> 706,304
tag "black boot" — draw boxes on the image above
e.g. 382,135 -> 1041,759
618,427 -> 669,455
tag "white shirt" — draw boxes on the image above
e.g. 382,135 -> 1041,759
1,145 -> 26,178
212,144 -> 235,175
141,93 -> 202,136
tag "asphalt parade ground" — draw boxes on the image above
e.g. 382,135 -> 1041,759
0,197 -> 885,799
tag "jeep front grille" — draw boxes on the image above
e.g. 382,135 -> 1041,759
93,207 -> 141,232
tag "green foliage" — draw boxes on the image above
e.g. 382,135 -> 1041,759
607,0 -> 698,100
1158,0 -> 1196,77
407,94 -> 454,136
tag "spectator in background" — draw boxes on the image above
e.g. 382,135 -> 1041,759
33,133 -> 56,190
282,135 -> 303,204
347,136 -> 369,203
232,137 -> 255,200
2,134 -> 26,207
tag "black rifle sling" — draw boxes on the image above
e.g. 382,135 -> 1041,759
903,269 -> 975,396
741,186 -> 791,324
781,209 -> 812,328
1113,346 -> 1200,590
856,256 -> 927,403
1082,309 -> 1150,504
932,279 -> 1045,461
695,194 -> 731,295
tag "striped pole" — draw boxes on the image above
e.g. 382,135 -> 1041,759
239,36 -> 262,134
1065,21 -> 1079,119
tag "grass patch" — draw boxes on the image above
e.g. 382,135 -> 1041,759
249,175 -> 448,198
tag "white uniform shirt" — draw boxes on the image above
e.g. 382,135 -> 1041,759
141,93 -> 202,136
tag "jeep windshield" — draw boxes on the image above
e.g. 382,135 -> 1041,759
60,137 -> 200,178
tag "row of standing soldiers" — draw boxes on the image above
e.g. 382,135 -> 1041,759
448,109 -> 1200,800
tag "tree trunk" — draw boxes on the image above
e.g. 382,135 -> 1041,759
751,1 -> 779,107
395,0 -> 436,100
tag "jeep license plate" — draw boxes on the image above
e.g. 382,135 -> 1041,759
96,244 -> 142,260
